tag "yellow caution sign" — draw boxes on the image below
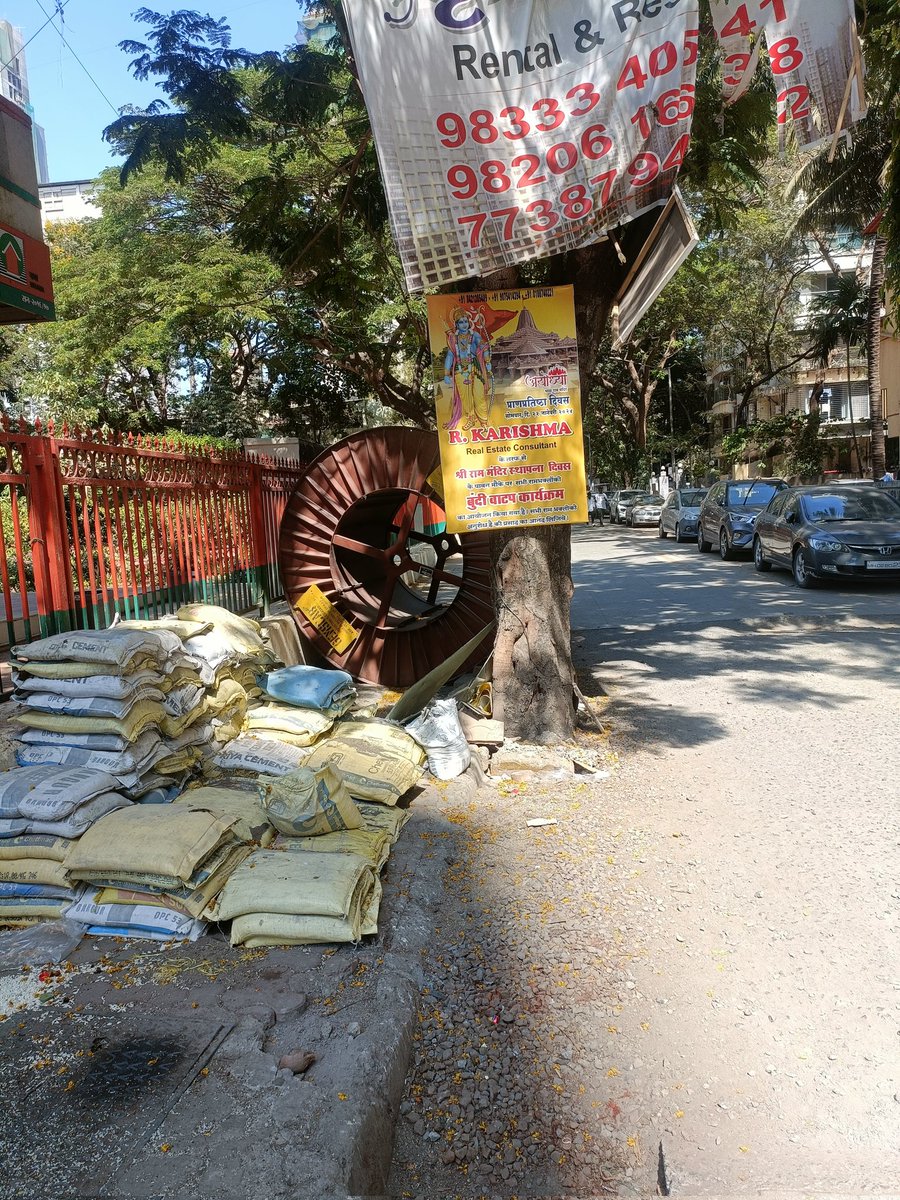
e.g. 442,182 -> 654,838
295,585 -> 360,655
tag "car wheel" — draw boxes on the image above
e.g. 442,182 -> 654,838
697,523 -> 711,553
753,536 -> 771,572
674,523 -> 684,543
658,522 -> 668,539
719,528 -> 734,561
792,547 -> 818,589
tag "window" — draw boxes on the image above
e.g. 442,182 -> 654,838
810,384 -> 870,423
768,493 -> 789,518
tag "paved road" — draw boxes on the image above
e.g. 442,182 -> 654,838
568,521 -> 900,1193
571,522 -> 900,630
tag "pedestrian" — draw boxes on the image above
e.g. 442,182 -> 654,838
881,468 -> 895,482
588,491 -> 599,524
597,491 -> 610,525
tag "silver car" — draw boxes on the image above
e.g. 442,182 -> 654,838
627,493 -> 664,527
659,488 -> 708,542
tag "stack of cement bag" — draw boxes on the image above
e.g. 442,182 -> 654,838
62,800 -> 271,941
0,766 -> 133,926
10,627 -> 204,801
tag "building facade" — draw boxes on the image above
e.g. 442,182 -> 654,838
0,20 -> 49,184
39,179 -> 100,225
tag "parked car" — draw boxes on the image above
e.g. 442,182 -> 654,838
753,484 -> 900,588
610,489 -> 645,524
626,493 -> 664,527
697,477 -> 788,559
659,488 -> 708,542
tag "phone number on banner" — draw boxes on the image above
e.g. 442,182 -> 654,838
716,0 -> 813,125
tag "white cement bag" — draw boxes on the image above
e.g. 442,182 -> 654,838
28,793 -> 131,839
65,894 -> 204,940
12,668 -> 165,700
17,687 -> 165,718
214,736 -> 311,777
12,629 -> 169,669
405,699 -> 471,781
1,766 -> 120,821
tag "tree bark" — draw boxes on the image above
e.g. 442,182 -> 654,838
868,232 -> 887,479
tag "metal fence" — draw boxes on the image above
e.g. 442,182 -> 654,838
0,418 -> 306,661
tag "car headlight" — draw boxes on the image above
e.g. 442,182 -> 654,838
730,513 -> 756,528
808,537 -> 845,552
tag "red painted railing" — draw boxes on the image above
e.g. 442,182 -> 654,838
0,417 -> 306,670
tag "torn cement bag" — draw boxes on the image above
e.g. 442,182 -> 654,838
174,786 -> 275,846
63,805 -> 238,885
331,718 -> 426,766
405,698 -> 471,781
304,739 -> 423,806
258,766 -> 361,837
354,801 -> 411,843
211,847 -> 374,930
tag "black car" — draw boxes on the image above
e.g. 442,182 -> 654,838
753,484 -> 900,588
697,478 -> 788,560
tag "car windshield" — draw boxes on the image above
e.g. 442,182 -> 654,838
801,490 -> 900,522
725,481 -> 784,506
678,490 -> 706,506
633,494 -> 661,504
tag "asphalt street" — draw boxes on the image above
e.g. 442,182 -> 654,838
569,521 -> 900,1193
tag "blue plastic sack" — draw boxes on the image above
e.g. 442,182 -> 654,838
261,666 -> 356,715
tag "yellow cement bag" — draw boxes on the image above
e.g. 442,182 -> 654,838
0,857 -> 70,888
258,766 -> 361,837
154,747 -> 202,775
174,786 -> 275,845
12,656 -> 161,680
354,801 -> 411,843
361,875 -> 383,938
13,700 -> 166,742
92,886 -> 195,917
0,834 -> 73,862
230,909 -> 368,947
245,703 -> 334,746
211,847 -> 373,926
64,805 -> 238,884
177,604 -> 262,635
305,739 -> 423,806
332,718 -> 426,766
205,678 -> 248,716
77,842 -> 251,917
117,618 -> 213,640
161,703 -> 210,740
277,828 -> 391,872
0,898 -> 67,920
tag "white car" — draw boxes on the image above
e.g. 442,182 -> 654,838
627,494 -> 664,527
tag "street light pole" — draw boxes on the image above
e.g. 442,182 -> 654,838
668,364 -> 677,488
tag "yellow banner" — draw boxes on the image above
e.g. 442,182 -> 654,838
428,286 -> 588,534
295,585 -> 360,655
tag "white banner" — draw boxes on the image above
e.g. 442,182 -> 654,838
344,1 -> 701,292
710,0 -> 866,148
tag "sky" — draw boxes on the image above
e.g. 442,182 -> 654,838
13,0 -> 303,183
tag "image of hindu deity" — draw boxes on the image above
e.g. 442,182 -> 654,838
442,306 -> 495,431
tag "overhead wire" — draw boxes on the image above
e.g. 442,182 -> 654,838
28,0 -> 120,115
0,0 -> 72,74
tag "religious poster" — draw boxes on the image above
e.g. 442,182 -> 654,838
427,286 -> 588,534
343,1 -> 701,292
710,0 -> 866,148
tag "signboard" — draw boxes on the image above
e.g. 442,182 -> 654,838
295,584 -> 360,654
711,0 -> 865,149
0,221 -> 54,323
428,285 -> 587,534
344,1 -> 701,292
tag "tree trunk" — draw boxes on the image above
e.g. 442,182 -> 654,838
490,525 -> 575,743
868,232 -> 887,479
846,337 -> 862,474
485,242 -> 619,741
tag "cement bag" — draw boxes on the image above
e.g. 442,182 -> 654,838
64,894 -> 205,940
333,718 -> 426,766
174,786 -> 275,845
154,746 -> 202,775
116,617 -> 213,641
0,834 -> 73,861
0,896 -> 69,921
212,847 -> 374,926
180,606 -> 270,672
17,729 -> 139,751
214,736 -> 311,777
17,687 -> 165,718
12,700 -> 166,742
229,909 -> 370,947
277,827 -> 391,872
261,665 -> 356,716
258,766 -> 361,837
244,703 -> 334,746
14,657 -> 160,681
0,856 -> 71,888
163,683 -> 206,718
361,875 -> 383,938
64,805 -> 238,884
0,881 -> 75,900
354,801 -> 411,843
305,739 -> 423,806
405,699 -> 471,781
14,731 -> 166,779
11,628 -> 170,670
13,668 -> 164,700
79,842 -> 251,919
28,793 -> 131,839
4,766 -> 121,822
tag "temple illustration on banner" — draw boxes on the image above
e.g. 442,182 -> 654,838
490,308 -> 579,383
